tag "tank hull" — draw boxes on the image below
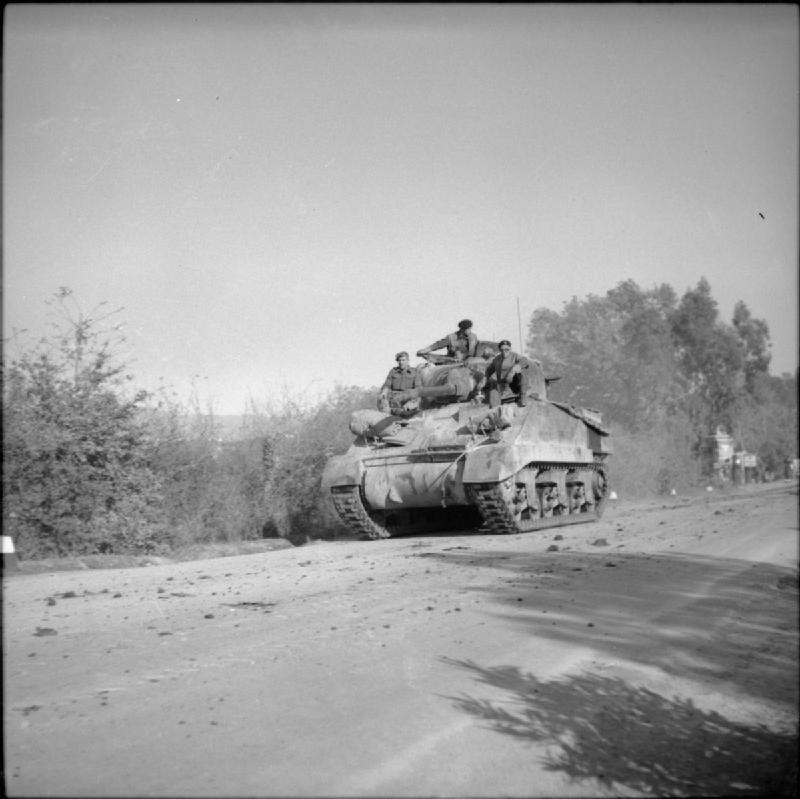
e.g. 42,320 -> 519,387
322,396 -> 611,539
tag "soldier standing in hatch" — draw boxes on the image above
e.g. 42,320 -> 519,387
484,339 -> 531,408
378,351 -> 418,411
417,319 -> 479,360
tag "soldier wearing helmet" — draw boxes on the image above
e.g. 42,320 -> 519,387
417,319 -> 479,360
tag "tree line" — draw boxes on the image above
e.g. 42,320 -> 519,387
3,281 -> 796,558
527,277 -> 797,492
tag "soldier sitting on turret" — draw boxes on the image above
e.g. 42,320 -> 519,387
417,319 -> 479,360
378,351 -> 419,415
484,339 -> 532,408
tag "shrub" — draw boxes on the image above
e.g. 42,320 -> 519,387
256,385 -> 376,542
3,290 -> 166,556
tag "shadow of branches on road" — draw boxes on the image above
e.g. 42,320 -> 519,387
443,658 -> 798,797
425,548 -> 798,708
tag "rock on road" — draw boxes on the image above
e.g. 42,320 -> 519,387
3,482 -> 798,797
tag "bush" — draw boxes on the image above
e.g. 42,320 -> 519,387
257,385 -> 376,543
2,293 -> 376,556
3,291 -> 166,556
139,399 -> 271,547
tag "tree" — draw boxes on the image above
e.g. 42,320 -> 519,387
732,301 -> 772,395
670,278 -> 746,435
522,277 -> 790,494
670,277 -> 719,369
608,280 -> 682,430
734,371 -> 798,476
3,289 -> 165,556
527,293 -> 624,414
527,280 -> 682,432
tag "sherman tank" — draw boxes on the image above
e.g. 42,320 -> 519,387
321,343 -> 612,539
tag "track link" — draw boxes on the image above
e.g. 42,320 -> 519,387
330,486 -> 390,540
467,462 -> 607,535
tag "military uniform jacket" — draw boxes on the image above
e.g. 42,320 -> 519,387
486,352 -> 528,384
382,366 -> 418,392
426,330 -> 478,357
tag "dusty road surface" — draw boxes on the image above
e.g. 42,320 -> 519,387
4,482 -> 798,797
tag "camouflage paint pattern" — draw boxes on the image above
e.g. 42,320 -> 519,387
321,395 -> 611,512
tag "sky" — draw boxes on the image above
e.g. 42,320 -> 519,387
3,4 -> 798,414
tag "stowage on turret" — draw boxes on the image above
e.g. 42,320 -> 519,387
321,334 -> 612,539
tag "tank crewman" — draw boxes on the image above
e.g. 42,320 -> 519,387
416,319 -> 479,360
378,351 -> 419,412
484,339 -> 531,408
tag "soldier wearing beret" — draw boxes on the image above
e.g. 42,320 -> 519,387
378,351 -> 419,413
417,319 -> 479,360
380,351 -> 418,393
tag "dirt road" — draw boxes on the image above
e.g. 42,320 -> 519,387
3,482 -> 798,797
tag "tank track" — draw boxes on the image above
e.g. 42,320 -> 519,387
467,462 -> 607,535
330,486 -> 390,540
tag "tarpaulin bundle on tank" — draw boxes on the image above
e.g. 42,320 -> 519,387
549,401 -> 610,436
349,409 -> 416,446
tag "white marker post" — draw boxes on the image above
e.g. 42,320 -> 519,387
2,536 -> 19,571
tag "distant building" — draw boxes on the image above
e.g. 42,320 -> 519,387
732,451 -> 759,485
707,427 -> 734,463
704,428 -> 734,483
